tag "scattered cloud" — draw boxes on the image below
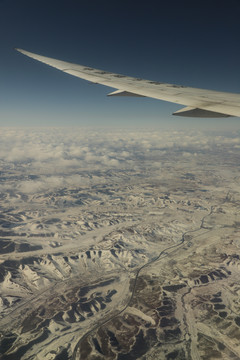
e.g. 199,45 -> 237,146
0,127 -> 239,194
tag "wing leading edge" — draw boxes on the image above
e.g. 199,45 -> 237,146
15,48 -> 240,118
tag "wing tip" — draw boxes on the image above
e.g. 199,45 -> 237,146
15,47 -> 23,52
15,48 -> 29,56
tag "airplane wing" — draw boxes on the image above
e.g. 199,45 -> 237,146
15,48 -> 240,118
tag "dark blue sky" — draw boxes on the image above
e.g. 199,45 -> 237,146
1,0 -> 240,128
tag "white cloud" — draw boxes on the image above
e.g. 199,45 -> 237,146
0,127 -> 239,194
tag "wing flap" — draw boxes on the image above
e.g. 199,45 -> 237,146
107,90 -> 145,97
173,106 -> 233,118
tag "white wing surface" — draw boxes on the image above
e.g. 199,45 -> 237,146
16,48 -> 240,118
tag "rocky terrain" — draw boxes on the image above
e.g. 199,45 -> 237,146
0,127 -> 239,359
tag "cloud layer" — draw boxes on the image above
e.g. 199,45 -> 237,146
0,127 -> 239,193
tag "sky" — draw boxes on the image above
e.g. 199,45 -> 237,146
1,0 -> 240,129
